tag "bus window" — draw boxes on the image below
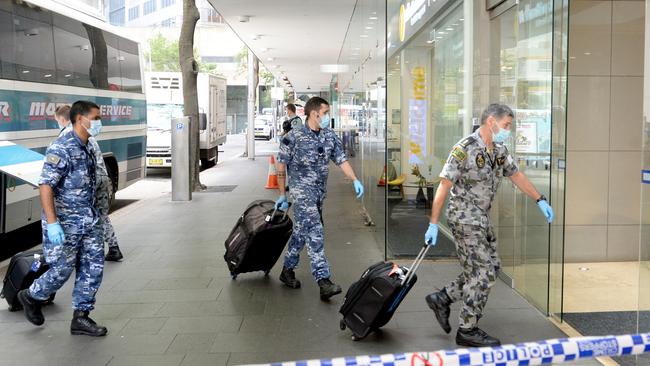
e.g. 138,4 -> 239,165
118,37 -> 142,93
52,14 -> 93,88
97,31 -> 122,91
12,5 -> 56,84
0,10 -> 15,80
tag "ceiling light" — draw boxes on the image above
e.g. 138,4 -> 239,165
446,27 -> 453,31
44,74 -> 52,78
365,26 -> 373,30
267,57 -> 275,61
79,45 -> 90,51
64,74 -> 72,77
307,85 -> 311,90
459,18 -> 464,21
584,52 -> 591,55
369,16 -> 378,20
320,64 -> 349,73
438,31 -> 445,35
239,15 -> 251,22
273,65 -> 281,68
579,267 -> 590,271
426,40 -> 434,44
21,70 -> 30,74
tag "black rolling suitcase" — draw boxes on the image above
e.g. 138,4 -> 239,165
1,249 -> 56,311
339,245 -> 429,340
224,200 -> 293,280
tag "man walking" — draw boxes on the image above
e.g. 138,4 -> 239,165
18,101 -> 108,336
424,103 -> 554,347
281,103 -> 303,136
275,96 -> 364,301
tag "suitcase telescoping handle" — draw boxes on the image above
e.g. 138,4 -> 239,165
401,244 -> 430,286
267,202 -> 292,222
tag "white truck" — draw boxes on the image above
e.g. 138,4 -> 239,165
145,72 -> 227,168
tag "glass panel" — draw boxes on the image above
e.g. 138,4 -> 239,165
0,9 -> 16,80
100,31 -> 122,90
490,0 -> 554,312
52,14 -> 94,87
386,4 -> 464,258
334,0 -> 387,256
118,37 -> 142,93
12,5 -> 56,84
548,0 -> 569,320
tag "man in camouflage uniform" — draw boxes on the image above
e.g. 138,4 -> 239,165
55,105 -> 123,262
275,97 -> 364,301
424,103 -> 554,347
18,101 -> 108,337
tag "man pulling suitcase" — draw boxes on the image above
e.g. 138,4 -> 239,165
424,104 -> 554,347
275,96 -> 364,301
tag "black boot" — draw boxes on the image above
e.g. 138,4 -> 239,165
318,278 -> 342,301
17,289 -> 44,326
425,289 -> 452,334
71,310 -> 108,337
105,246 -> 123,262
279,267 -> 301,289
456,327 -> 501,347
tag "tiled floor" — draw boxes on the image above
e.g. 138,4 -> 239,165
0,144 -> 596,366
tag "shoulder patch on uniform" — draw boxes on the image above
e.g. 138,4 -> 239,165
46,154 -> 61,165
459,136 -> 476,148
450,147 -> 467,162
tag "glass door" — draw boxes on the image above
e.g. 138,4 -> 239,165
490,0 -> 556,313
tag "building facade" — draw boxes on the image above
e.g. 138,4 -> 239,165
335,0 -> 650,361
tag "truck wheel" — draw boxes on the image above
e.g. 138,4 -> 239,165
200,158 -> 216,169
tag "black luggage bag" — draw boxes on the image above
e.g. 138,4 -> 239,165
224,200 -> 293,280
1,249 -> 56,311
339,245 -> 429,340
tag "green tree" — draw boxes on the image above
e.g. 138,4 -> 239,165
236,47 -> 274,84
145,33 -> 219,75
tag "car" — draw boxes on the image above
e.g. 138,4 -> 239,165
254,117 -> 274,140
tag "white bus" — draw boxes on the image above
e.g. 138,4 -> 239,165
0,0 -> 146,240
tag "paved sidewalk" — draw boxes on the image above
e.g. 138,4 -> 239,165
0,144 -> 595,366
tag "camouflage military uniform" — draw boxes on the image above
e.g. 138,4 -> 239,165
60,126 -> 119,250
439,129 -> 518,329
30,130 -> 104,312
278,126 -> 347,281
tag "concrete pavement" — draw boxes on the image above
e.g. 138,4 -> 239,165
0,135 -> 597,366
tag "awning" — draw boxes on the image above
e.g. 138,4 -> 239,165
0,141 -> 44,187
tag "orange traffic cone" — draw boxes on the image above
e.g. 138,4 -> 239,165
377,165 -> 386,186
265,155 -> 279,189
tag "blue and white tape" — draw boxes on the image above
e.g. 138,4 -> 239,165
0,141 -> 45,187
249,333 -> 650,366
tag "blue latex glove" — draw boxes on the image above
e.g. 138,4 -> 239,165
537,200 -> 554,223
47,222 -> 65,245
275,195 -> 289,211
353,179 -> 364,199
425,223 -> 438,246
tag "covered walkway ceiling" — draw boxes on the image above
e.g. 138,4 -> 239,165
206,0 -> 357,93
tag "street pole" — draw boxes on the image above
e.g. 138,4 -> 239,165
246,50 -> 259,160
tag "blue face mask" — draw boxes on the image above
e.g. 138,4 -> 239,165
320,114 -> 330,129
86,119 -> 103,137
492,125 -> 511,143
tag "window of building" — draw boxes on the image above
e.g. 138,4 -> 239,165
109,8 -> 125,26
161,0 -> 175,8
161,17 -> 176,27
143,0 -> 157,15
128,6 -> 139,20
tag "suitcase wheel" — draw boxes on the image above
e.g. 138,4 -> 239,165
339,320 -> 346,331
230,273 -> 238,280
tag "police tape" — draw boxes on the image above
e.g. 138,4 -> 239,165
252,333 -> 650,366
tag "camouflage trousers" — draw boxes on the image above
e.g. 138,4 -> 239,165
30,219 -> 105,312
283,191 -> 330,281
444,222 -> 500,329
96,175 -> 119,250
